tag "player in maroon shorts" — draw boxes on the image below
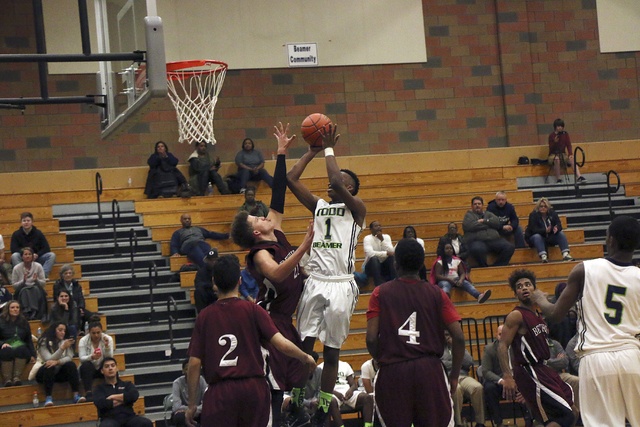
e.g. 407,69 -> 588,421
366,238 -> 465,427
185,255 -> 316,427
498,269 -> 578,427
231,122 -> 315,426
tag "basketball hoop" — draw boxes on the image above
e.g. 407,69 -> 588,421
166,59 -> 228,145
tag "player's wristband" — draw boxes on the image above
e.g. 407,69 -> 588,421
324,147 -> 334,157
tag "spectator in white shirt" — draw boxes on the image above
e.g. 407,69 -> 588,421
362,221 -> 396,287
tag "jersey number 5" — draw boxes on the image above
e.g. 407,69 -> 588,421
218,334 -> 239,367
604,284 -> 626,325
398,312 -> 421,345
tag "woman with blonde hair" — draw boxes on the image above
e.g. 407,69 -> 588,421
524,197 -> 573,262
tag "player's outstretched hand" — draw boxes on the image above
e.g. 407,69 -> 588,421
502,376 -> 517,401
299,220 -> 315,253
274,122 -> 296,153
321,123 -> 340,149
530,289 -> 548,305
185,405 -> 198,427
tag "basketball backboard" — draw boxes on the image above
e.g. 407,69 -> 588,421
95,0 -> 166,140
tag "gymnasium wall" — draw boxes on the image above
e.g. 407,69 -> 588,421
0,0 -> 638,174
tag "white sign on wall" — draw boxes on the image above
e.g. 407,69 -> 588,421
287,43 -> 318,67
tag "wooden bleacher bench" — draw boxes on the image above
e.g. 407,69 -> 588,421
0,374 -> 134,406
0,206 -> 53,222
0,396 -> 145,426
0,219 -> 60,235
29,314 -> 108,336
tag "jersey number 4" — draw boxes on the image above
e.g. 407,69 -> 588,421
604,284 -> 627,325
398,312 -> 421,345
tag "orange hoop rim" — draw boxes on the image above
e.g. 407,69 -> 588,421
166,59 -> 228,80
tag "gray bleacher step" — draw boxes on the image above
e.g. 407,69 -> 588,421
119,339 -> 191,354
79,265 -> 172,278
108,321 -> 194,337
104,301 -> 193,316
53,201 -> 136,216
90,286 -> 185,300
516,172 -> 607,188
70,238 -> 158,250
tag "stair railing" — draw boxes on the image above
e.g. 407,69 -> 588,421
606,170 -> 621,221
573,146 -> 585,198
167,296 -> 178,359
111,199 -> 120,257
149,261 -> 158,325
129,228 -> 138,289
96,172 -> 105,227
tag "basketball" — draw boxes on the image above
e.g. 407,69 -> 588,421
301,113 -> 332,147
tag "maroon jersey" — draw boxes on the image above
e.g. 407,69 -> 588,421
187,298 -> 279,385
511,306 -> 551,366
247,229 -> 305,318
367,278 -> 461,366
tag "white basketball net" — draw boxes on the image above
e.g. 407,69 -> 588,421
166,61 -> 227,145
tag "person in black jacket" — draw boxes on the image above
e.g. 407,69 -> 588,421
524,197 -> 573,263
93,357 -> 152,427
193,249 -> 219,313
0,300 -> 36,387
10,212 -> 56,277
144,141 -> 188,199
436,222 -> 468,260
486,191 -> 526,248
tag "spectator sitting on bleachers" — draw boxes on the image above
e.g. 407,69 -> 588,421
171,359 -> 207,427
524,197 -> 574,263
363,220 -> 396,287
360,357 -> 378,395
545,337 -> 580,411
53,264 -> 97,331
235,137 -> 274,194
397,226 -> 427,280
237,186 -> 269,218
35,321 -> 85,406
239,268 -> 259,303
0,300 -> 36,387
10,212 -> 56,278
78,317 -> 114,401
94,357 -> 153,427
463,196 -> 515,268
437,222 -> 469,260
143,140 -> 189,199
486,191 -> 526,249
188,141 -> 230,196
11,247 -> 48,321
441,330 -> 486,427
432,243 -> 491,304
170,213 -> 229,269
0,235 -> 12,287
480,325 -> 532,427
193,249 -> 218,313
318,359 -> 374,427
548,118 -> 586,184
49,289 -> 80,338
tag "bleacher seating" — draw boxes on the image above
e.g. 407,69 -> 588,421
1,140 -> 637,424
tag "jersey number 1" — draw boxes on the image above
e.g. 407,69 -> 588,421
398,312 -> 421,345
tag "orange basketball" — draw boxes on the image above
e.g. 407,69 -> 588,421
301,113 -> 332,147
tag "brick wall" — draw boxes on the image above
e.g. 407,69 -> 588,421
0,0 -> 638,173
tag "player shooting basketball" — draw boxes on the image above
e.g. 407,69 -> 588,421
287,122 -> 367,427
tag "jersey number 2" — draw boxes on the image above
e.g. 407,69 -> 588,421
218,334 -> 239,367
604,284 -> 626,325
398,312 -> 421,345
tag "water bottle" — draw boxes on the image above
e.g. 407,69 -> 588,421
33,391 -> 39,407
127,177 -> 132,187
37,327 -> 42,337
206,183 -> 214,196
84,321 -> 89,334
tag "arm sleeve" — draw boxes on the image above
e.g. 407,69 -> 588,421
170,230 -> 181,255
546,340 -> 568,372
167,153 -> 179,167
462,211 -> 483,233
10,232 -> 19,254
78,336 -> 91,362
509,205 -> 520,230
36,232 -> 51,256
551,211 -> 563,232
365,287 -> 381,320
269,154 -> 287,214
92,384 -> 113,411
171,379 -> 183,413
363,235 -> 387,261
122,381 -> 140,404
480,345 -> 502,384
104,335 -> 114,358
147,154 -> 160,168
202,228 -> 229,240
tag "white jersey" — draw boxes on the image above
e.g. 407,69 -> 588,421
576,258 -> 640,356
306,199 -> 362,277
